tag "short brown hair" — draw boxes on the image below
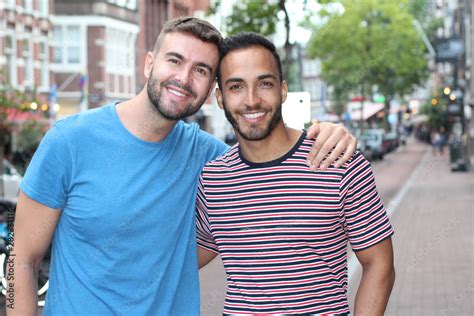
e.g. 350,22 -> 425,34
152,16 -> 223,56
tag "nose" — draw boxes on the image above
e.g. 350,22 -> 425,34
174,65 -> 193,86
245,87 -> 261,108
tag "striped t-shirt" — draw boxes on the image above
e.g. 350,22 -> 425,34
196,131 -> 393,315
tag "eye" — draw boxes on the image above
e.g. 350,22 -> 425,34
195,67 -> 208,76
260,81 -> 274,88
168,58 -> 180,65
228,84 -> 243,91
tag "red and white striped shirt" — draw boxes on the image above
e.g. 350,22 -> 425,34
196,132 -> 393,315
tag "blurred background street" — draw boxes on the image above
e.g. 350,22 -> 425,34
1,0 -> 473,315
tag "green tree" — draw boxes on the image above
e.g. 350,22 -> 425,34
213,0 -> 296,82
306,0 -> 429,129
0,70 -> 40,196
420,89 -> 449,132
225,0 -> 280,36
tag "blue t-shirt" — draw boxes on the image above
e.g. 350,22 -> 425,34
20,103 -> 228,315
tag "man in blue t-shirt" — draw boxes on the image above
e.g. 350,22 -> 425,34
10,17 -> 357,315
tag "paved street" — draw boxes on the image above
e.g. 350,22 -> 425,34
199,137 -> 474,315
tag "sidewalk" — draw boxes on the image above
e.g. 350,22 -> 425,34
348,144 -> 474,315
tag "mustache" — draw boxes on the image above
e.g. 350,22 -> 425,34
161,80 -> 196,98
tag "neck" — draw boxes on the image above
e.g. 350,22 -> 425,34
237,122 -> 302,163
116,89 -> 177,142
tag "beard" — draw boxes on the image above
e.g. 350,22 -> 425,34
222,99 -> 283,141
147,72 -> 205,120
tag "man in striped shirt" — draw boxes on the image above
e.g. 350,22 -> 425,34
197,32 -> 395,315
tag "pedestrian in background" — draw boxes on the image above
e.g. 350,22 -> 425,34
432,127 -> 448,156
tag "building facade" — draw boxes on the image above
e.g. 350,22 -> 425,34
136,0 -> 210,91
52,0 -> 139,115
0,0 -> 54,107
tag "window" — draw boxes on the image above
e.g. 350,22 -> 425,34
38,0 -> 49,15
39,42 -> 46,58
106,0 -> 137,10
4,35 -> 16,86
5,0 -> 15,9
105,29 -> 136,94
67,26 -> 80,64
106,29 -> 135,75
23,38 -> 34,87
52,25 -> 82,65
23,0 -> 33,13
53,26 -> 63,63
39,41 -> 49,88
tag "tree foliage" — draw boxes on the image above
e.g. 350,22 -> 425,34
420,88 -> 449,132
0,73 -> 34,146
306,0 -> 429,128
214,0 -> 295,81
0,71 -> 41,194
225,0 -> 280,36
407,0 -> 443,43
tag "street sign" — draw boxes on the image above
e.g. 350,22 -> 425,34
435,38 -> 464,62
49,84 -> 57,103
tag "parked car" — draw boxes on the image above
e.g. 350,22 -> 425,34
385,132 -> 399,153
362,129 -> 386,160
1,159 -> 22,202
356,138 -> 374,161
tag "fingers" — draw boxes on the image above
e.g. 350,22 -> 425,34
317,132 -> 348,169
306,123 -> 332,170
307,122 -> 357,170
334,135 -> 357,167
306,122 -> 320,139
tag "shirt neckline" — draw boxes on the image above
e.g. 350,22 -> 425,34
238,130 -> 306,168
110,102 -> 180,148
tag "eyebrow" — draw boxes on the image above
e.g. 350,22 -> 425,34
165,52 -> 213,74
224,73 -> 278,85
257,74 -> 278,81
224,77 -> 245,85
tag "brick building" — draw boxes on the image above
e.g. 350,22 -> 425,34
0,0 -> 54,107
135,0 -> 210,90
52,0 -> 139,115
1,0 -> 212,118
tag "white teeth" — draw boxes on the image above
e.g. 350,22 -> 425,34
242,112 -> 265,119
168,88 -> 186,97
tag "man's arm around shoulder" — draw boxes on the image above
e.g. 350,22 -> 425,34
7,191 -> 60,316
354,237 -> 395,316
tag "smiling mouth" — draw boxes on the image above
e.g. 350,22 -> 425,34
242,112 -> 266,119
167,87 -> 191,98
240,111 -> 268,124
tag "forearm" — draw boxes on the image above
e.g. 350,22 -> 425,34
198,246 -> 218,269
6,256 -> 38,316
354,263 -> 395,316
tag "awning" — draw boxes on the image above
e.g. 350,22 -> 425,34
5,108 -> 44,123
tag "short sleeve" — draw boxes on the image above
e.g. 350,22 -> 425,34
196,174 -> 219,253
339,152 -> 393,251
20,125 -> 72,210
198,129 -> 229,163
